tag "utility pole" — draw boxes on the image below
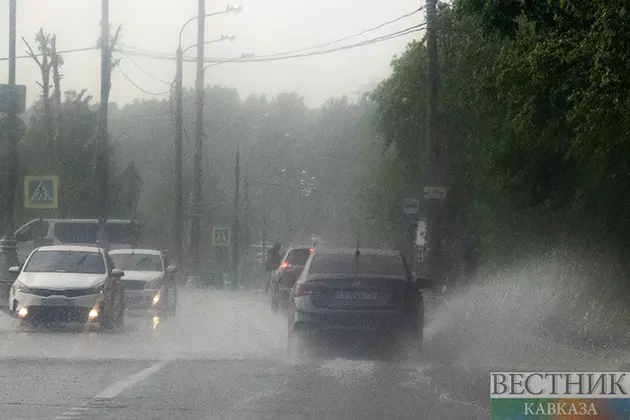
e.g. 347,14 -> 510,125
0,0 -> 20,293
232,143 -> 240,289
173,46 -> 183,273
189,0 -> 205,284
424,0 -> 445,288
96,0 -> 110,245
243,166 -> 250,282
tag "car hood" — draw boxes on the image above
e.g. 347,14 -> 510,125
17,272 -> 107,289
120,270 -> 162,282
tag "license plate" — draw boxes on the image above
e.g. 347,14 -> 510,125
42,298 -> 73,307
335,291 -> 378,300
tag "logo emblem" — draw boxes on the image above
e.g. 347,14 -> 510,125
352,281 -> 362,288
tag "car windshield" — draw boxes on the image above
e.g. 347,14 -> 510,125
24,250 -> 105,274
111,253 -> 162,271
286,249 -> 311,266
308,254 -> 407,277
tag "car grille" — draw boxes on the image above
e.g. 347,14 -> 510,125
29,288 -> 94,298
121,280 -> 147,291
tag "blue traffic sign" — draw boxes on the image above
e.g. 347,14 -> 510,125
24,176 -> 58,209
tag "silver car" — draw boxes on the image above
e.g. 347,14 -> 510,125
109,249 -> 178,316
287,248 -> 424,356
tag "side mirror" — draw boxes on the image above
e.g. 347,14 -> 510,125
111,268 -> 125,278
166,265 -> 178,274
8,266 -> 21,274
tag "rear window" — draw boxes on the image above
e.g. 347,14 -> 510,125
286,249 -> 310,266
308,254 -> 408,277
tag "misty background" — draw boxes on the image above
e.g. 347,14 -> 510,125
0,0 -> 420,107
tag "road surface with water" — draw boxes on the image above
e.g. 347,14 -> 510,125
0,289 -> 624,420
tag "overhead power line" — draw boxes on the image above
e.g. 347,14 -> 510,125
114,62 -> 173,96
113,8 -> 425,63
0,45 -> 98,61
117,23 -> 426,65
255,7 -> 424,58
119,52 -> 172,85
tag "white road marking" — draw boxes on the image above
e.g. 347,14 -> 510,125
69,407 -> 89,411
61,411 -> 83,416
95,360 -> 169,399
53,417 -> 75,420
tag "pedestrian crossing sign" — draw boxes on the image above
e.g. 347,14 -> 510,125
24,176 -> 58,209
212,227 -> 231,247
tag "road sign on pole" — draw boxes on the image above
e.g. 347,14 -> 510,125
0,84 -> 26,114
424,186 -> 448,200
403,198 -> 419,215
24,176 -> 58,209
212,227 -> 231,247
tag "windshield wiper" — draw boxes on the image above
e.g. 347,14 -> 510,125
74,254 -> 89,271
134,255 -> 150,268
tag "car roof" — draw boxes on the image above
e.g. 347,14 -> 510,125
286,246 -> 312,252
26,218 -> 135,224
109,248 -> 161,255
35,245 -> 104,253
314,248 -> 400,257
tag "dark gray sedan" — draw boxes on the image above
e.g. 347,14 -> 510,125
287,248 -> 424,357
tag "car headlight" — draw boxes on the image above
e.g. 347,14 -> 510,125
13,281 -> 34,294
87,283 -> 105,295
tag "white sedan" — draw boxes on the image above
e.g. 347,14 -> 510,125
109,249 -> 178,316
8,245 -> 125,330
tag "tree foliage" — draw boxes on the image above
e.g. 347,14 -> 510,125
369,0 -> 630,264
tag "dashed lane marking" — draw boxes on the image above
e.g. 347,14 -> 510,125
94,360 -> 169,399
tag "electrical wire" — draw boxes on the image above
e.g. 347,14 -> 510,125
114,61 -> 174,96
0,45 -> 98,61
119,52 -> 172,85
202,24 -> 426,64
252,7 -> 424,58
112,8 -> 425,63
116,23 -> 425,65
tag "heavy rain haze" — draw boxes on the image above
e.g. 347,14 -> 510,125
2,0 -> 630,419
0,0 -> 420,107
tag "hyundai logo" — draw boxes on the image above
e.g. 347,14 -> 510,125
352,281 -> 362,288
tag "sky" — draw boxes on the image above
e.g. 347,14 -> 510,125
0,0 -> 425,108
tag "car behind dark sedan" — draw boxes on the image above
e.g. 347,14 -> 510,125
287,248 -> 424,357
270,246 -> 312,313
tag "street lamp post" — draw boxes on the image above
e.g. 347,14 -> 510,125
172,5 -> 241,283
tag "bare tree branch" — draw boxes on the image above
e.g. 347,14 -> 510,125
22,37 -> 42,67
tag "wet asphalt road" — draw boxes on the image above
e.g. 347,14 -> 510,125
0,288 -> 623,420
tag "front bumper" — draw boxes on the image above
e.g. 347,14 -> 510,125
13,291 -> 103,322
124,288 -> 161,309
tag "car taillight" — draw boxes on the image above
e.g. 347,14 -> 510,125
293,282 -> 323,297
280,262 -> 290,270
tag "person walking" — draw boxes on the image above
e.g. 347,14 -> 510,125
264,243 -> 282,292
